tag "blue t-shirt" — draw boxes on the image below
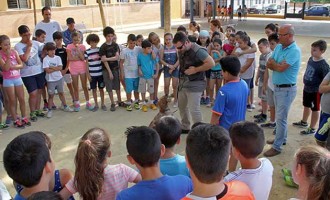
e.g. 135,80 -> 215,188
211,51 -> 223,71
160,154 -> 190,177
137,52 -> 155,79
116,175 -> 192,200
212,79 -> 249,130
271,42 -> 301,85
14,194 -> 25,200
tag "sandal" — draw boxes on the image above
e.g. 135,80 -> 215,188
281,168 -> 292,177
283,175 -> 299,188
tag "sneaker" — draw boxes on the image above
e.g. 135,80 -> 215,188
204,97 -> 210,105
0,123 -> 10,130
21,117 -> 31,126
47,110 -> 53,118
254,113 -> 263,119
254,116 -> 267,123
300,127 -> 316,135
14,119 -> 25,129
63,105 -> 74,112
5,116 -> 12,125
101,105 -> 107,111
43,102 -> 49,111
246,105 -> 253,112
118,101 -> 126,107
173,101 -> 178,108
251,104 -> 256,109
126,104 -> 133,111
74,104 -> 80,112
150,104 -> 157,110
92,106 -> 99,112
51,103 -> 57,110
142,104 -> 148,112
200,97 -> 205,105
261,122 -> 276,129
110,104 -> 116,112
35,110 -> 45,117
293,120 -> 308,128
134,102 -> 140,110
86,102 -> 94,110
30,111 -> 38,122
153,99 -> 158,105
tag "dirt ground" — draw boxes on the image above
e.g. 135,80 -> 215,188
0,19 -> 329,200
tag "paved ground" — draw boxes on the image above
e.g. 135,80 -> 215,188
0,17 -> 329,200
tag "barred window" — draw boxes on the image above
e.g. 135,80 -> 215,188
69,0 -> 85,5
7,0 -> 29,9
42,0 -> 61,7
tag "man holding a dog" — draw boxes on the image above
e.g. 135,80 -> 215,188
173,32 -> 214,133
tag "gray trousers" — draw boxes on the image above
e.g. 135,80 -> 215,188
178,87 -> 203,130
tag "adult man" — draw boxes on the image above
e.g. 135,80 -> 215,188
63,17 -> 83,46
264,24 -> 301,157
35,6 -> 62,43
173,32 -> 214,133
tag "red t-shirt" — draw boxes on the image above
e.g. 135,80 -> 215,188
223,44 -> 235,56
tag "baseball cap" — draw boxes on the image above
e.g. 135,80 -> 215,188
66,17 -> 75,24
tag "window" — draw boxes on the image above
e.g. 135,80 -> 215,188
7,0 -> 29,9
135,0 -> 145,2
42,0 -> 61,7
102,0 -> 110,3
117,0 -> 129,2
69,0 -> 85,5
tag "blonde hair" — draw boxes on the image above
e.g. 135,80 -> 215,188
295,145 -> 330,200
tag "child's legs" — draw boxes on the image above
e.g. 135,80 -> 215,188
205,70 -> 211,97
302,90 -> 314,122
242,78 -> 252,105
125,78 -> 134,102
267,87 -> 276,122
99,88 -> 105,106
79,73 -> 89,102
64,74 -> 74,102
35,73 -> 46,110
111,69 -> 121,102
56,79 -> 67,106
138,78 -> 147,102
172,77 -> 179,102
71,75 -> 80,102
310,92 -> 321,129
48,94 -> 55,110
147,79 -> 155,101
22,76 -> 39,112
15,85 -> 26,118
2,85 -> 12,117
163,68 -> 171,96
249,76 -> 254,105
47,80 -> 57,109
92,89 -> 98,107
154,71 -> 161,99
90,76 -> 98,106
4,86 -> 18,120
209,79 -> 216,102
258,85 -> 268,114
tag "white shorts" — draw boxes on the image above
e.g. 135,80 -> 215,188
63,74 -> 72,84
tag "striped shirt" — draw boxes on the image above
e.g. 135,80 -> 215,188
85,47 -> 103,77
66,164 -> 139,200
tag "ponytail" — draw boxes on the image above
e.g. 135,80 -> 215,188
74,128 -> 110,200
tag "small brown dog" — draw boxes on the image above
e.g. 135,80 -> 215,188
149,96 -> 173,129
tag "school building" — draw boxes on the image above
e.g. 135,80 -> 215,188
0,0 -> 184,38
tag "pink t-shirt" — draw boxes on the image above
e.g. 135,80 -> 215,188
67,44 -> 86,69
66,164 -> 139,200
0,50 -> 21,79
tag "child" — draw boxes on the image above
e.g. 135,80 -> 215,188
197,30 -> 211,105
35,29 -> 46,43
138,40 -> 158,112
14,131 -> 75,200
208,38 -> 226,108
53,31 -> 75,105
225,121 -> 273,200
182,123 -> 255,200
155,116 -> 190,177
148,32 -> 163,104
264,23 -> 278,37
237,5 -> 242,21
136,35 -> 143,47
254,38 -> 272,123
223,33 -> 236,55
315,70 -> 330,148
27,191 -> 63,200
99,26 -> 123,111
67,31 -> 91,112
0,35 -> 28,128
260,33 -> 279,129
160,33 -> 179,107
3,131 -> 55,199
85,33 -> 106,112
235,33 -> 255,110
188,21 -> 200,38
116,126 -> 192,199
293,40 -> 330,135
223,25 -> 236,45
119,34 -> 141,111
210,56 -> 249,173
43,42 -> 73,118
290,145 -> 330,200
63,128 -> 141,200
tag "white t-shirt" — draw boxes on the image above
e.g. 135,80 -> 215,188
224,158 -> 274,200
235,47 -> 255,79
43,55 -> 63,82
35,20 -> 62,43
15,40 -> 43,77
120,46 -> 142,78
267,52 -> 274,91
0,180 -> 11,200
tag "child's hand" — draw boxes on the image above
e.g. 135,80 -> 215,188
153,73 -> 158,79
255,79 -> 258,86
109,72 -> 114,80
262,85 -> 267,95
88,75 -> 92,82
101,56 -> 108,62
26,40 -> 33,47
61,70 -> 66,76
139,70 -> 143,77
169,69 -> 173,74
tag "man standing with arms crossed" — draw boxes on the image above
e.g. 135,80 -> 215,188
264,24 -> 301,157
173,32 -> 214,133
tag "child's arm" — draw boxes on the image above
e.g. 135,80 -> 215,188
210,112 -> 220,125
76,46 -> 85,61
211,50 -> 222,63
19,40 -> 33,62
319,77 -> 330,93
262,69 -> 269,95
103,61 -> 113,80
66,48 -> 78,61
133,174 -> 142,183
255,69 -> 260,86
14,50 -> 24,69
0,51 -> 12,71
101,52 -> 119,62
153,62 -> 159,79
240,58 -> 254,74
119,59 -> 125,82
159,48 -> 167,66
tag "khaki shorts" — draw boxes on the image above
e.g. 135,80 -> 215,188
138,78 -> 154,94
63,74 -> 72,84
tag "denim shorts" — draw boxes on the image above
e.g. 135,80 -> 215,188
3,77 -> 23,87
164,67 -> 179,78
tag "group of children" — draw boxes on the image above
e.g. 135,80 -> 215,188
2,117 -> 329,200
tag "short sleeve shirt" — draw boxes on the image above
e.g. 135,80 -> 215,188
15,40 -> 43,77
120,46 -> 141,78
137,52 -> 155,79
235,48 -> 255,79
67,44 -> 86,68
35,20 -> 62,43
303,57 -> 330,93
160,154 -> 190,177
55,46 -> 69,73
85,47 -> 103,77
99,42 -> 120,70
258,52 -> 272,85
271,42 -> 301,85
43,55 -> 63,82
